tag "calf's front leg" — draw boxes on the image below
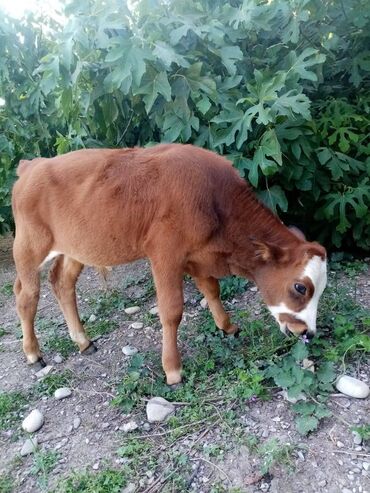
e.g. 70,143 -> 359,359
151,262 -> 184,385
194,276 -> 239,335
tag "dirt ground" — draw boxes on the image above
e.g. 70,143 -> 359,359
0,235 -> 369,493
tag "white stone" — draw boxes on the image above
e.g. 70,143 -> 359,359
53,354 -> 63,364
21,437 -> 38,456
124,306 -> 140,315
335,375 -> 370,399
22,409 -> 44,433
54,387 -> 72,400
122,346 -> 138,356
122,484 -> 136,493
73,417 -> 81,429
88,314 -> 97,322
92,462 -> 99,470
121,421 -> 138,433
281,390 -> 306,404
352,431 -> 362,445
200,298 -> 208,309
35,365 -> 53,379
302,358 -> 315,373
149,306 -> 159,315
336,441 -> 345,448
146,397 -> 175,423
131,322 -> 144,330
250,286 -> 258,292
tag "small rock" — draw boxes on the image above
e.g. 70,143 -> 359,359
124,306 -> 140,315
146,397 -> 175,423
281,390 -> 306,403
337,441 -> 345,448
88,314 -> 97,322
297,451 -> 305,461
149,306 -> 159,315
22,409 -> 44,433
53,354 -> 63,364
73,417 -> 81,429
318,480 -> 327,487
122,345 -> 138,356
352,431 -> 362,445
200,298 -> 208,309
131,322 -> 144,330
262,429 -> 269,438
122,484 -> 136,493
121,421 -> 138,433
35,365 -> 53,379
342,489 -> 352,493
21,438 -> 38,456
92,462 -> 99,470
250,286 -> 258,292
335,375 -> 370,398
54,387 -> 72,400
102,422 -> 110,430
143,423 -> 151,431
363,462 -> 369,471
302,358 -> 315,373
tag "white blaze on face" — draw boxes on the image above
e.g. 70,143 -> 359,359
268,255 -> 327,336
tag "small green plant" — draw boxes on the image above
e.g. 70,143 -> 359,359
88,290 -> 126,318
86,319 -> 118,339
31,450 -> 59,491
36,370 -> 73,396
352,424 -> 370,442
0,282 -> 13,296
220,276 -> 248,301
0,327 -> 7,338
0,474 -> 13,493
258,438 -> 295,475
56,468 -> 127,493
0,391 -> 28,430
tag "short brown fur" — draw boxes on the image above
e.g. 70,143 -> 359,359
12,144 -> 326,384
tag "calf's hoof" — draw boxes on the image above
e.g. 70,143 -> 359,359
167,382 -> 183,391
165,369 -> 182,386
81,341 -> 97,355
222,324 -> 240,337
29,357 -> 47,371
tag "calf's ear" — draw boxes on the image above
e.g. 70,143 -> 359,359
289,226 -> 306,241
250,239 -> 290,263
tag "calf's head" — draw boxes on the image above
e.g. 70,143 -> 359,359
253,240 -> 327,339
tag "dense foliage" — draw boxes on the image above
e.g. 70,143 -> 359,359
0,0 -> 369,249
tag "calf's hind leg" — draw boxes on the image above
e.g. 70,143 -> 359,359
13,238 -> 48,367
194,276 -> 239,335
49,255 -> 94,353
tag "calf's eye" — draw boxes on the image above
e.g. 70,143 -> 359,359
294,283 -> 307,295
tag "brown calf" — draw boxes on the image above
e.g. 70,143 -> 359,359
12,144 -> 327,385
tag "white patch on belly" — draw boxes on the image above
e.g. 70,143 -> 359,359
268,255 -> 327,334
39,250 -> 61,268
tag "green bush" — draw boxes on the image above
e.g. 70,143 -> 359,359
0,0 -> 369,248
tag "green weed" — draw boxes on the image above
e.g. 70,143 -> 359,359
0,282 -> 13,296
86,319 -> 118,339
0,327 -> 7,338
258,438 -> 295,475
31,450 -> 59,491
0,474 -> 13,493
55,468 -> 127,493
36,370 -> 74,396
0,391 -> 28,430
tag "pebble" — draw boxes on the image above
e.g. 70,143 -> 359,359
22,409 -> 44,433
302,358 -> 315,373
149,306 -> 159,315
250,286 -> 258,292
122,345 -> 138,356
200,298 -> 208,309
363,462 -> 369,471
342,489 -> 352,493
336,375 -> 370,398
21,437 -> 38,456
54,387 -> 72,400
88,314 -> 97,322
146,397 -> 175,423
122,484 -> 136,493
121,421 -> 138,433
318,480 -> 327,487
92,462 -> 99,470
131,322 -> 144,329
352,431 -> 363,445
337,441 -> 345,448
35,365 -> 53,379
73,417 -> 81,429
53,354 -> 63,364
124,306 -> 140,315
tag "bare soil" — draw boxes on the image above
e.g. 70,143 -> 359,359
0,235 -> 369,493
